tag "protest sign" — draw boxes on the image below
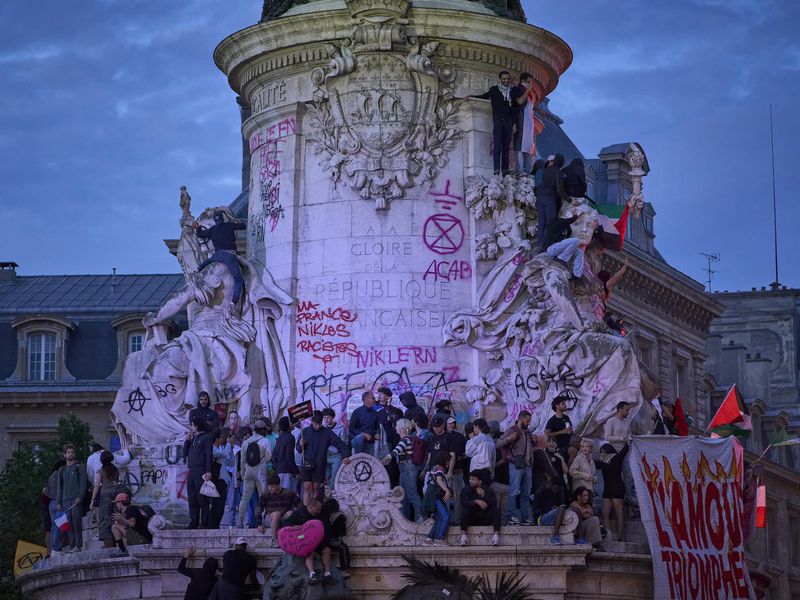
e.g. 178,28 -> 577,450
287,400 -> 313,424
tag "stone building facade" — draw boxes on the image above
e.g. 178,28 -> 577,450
0,263 -> 184,464
706,287 -> 800,599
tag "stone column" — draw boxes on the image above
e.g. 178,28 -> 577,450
215,0 -> 571,412
657,334 -> 673,402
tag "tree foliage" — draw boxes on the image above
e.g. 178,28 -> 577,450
0,415 -> 94,599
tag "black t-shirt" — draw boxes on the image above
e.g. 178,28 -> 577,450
531,484 -> 567,519
125,506 -> 152,541
221,548 -> 257,586
427,432 -> 452,468
545,414 -> 573,452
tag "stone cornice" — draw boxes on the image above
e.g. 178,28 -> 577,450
215,7 -> 572,99
604,251 -> 724,336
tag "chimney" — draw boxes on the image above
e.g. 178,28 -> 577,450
0,262 -> 18,281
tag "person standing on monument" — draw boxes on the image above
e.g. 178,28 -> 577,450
297,410 -> 351,506
184,417 -> 215,529
56,443 -> 88,552
236,418 -> 272,527
210,429 -> 234,530
273,416 -> 299,493
603,400 -> 636,504
381,418 -> 424,522
597,442 -> 629,543
545,394 -> 577,463
400,391 -> 426,425
496,411 -> 534,525
446,416 -> 467,525
511,73 -> 536,174
194,210 -> 247,306
349,391 -> 380,455
466,71 -> 515,175
536,153 -> 570,250
464,418 -> 495,484
322,408 -> 346,491
190,391 -> 221,434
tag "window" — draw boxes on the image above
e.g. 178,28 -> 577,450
28,333 -> 56,381
791,514 -> 800,567
128,333 -> 143,354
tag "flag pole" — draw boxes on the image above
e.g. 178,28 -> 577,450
769,104 -> 780,289
750,443 -> 772,467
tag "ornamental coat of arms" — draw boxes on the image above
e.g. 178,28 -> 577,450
309,0 -> 460,210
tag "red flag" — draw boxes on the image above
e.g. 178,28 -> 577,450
755,479 -> 766,528
673,398 -> 689,436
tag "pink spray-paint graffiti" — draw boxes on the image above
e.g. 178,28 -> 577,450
249,117 -> 296,241
296,300 -> 359,369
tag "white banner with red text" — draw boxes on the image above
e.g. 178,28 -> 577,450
630,435 -> 754,600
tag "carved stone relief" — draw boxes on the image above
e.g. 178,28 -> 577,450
308,0 -> 461,210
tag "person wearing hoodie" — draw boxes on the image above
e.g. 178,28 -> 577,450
400,391 -> 425,424
562,157 -> 588,200
272,417 -> 299,493
189,391 -> 220,434
178,547 -> 219,600
236,419 -> 272,528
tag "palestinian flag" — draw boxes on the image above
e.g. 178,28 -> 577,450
771,428 -> 800,447
708,384 -> 752,439
594,203 -> 630,251
673,397 -> 689,436
755,479 -> 766,528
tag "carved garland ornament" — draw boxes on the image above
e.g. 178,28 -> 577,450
308,0 -> 461,210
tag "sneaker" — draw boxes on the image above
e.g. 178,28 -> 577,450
507,517 -> 521,525
341,571 -> 351,579
422,537 -> 434,545
549,535 -> 561,545
433,538 -> 449,546
458,534 -> 468,546
308,572 -> 319,585
491,533 -> 500,546
321,572 -> 333,584
270,537 -> 279,548
593,543 -> 606,552
576,537 -> 588,545
520,520 -> 533,526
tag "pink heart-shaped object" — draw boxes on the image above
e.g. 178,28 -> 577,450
277,520 -> 325,557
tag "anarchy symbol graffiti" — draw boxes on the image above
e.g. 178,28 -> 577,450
126,388 -> 148,416
16,551 -> 43,570
354,460 -> 373,482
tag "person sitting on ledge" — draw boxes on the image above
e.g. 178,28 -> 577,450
349,391 -> 380,455
195,210 -> 247,306
568,486 -> 605,552
283,499 -> 335,585
532,474 -> 568,545
257,474 -> 300,547
110,491 -> 153,554
458,471 -> 501,546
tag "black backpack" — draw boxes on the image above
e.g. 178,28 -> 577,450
245,439 -> 261,467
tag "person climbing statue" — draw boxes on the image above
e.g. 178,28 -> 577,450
195,210 -> 246,305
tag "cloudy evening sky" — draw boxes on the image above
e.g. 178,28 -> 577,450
1,0 -> 798,292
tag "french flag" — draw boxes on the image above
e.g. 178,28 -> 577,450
54,512 -> 71,532
755,479 -> 766,529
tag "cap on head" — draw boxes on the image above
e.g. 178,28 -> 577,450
447,416 -> 456,424
235,536 -> 247,546
431,416 -> 445,428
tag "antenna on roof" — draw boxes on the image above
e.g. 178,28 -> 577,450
700,252 -> 720,292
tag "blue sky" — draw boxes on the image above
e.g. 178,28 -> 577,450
1,0 -> 799,292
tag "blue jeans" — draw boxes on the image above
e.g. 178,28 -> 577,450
428,499 -> 449,540
49,499 -> 62,551
326,453 -> 343,491
399,461 -> 423,522
539,507 -> 560,526
507,464 -> 532,521
350,433 -> 374,455
198,250 -> 244,303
